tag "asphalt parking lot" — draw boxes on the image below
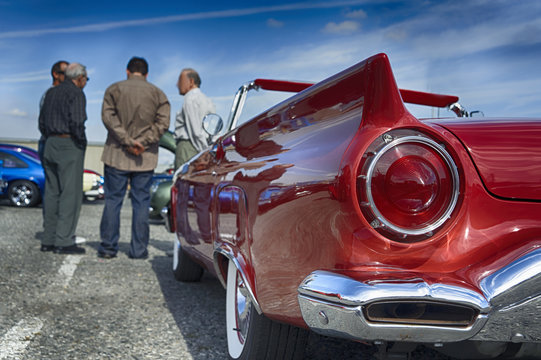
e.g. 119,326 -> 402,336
0,199 -> 452,359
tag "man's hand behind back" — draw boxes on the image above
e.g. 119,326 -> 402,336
127,140 -> 145,156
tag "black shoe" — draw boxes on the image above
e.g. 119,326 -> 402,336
53,244 -> 86,255
97,252 -> 116,259
128,253 -> 148,260
40,244 -> 56,252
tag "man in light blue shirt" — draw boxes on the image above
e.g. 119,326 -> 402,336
174,68 -> 216,169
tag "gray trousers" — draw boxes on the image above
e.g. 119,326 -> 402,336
175,139 -> 198,170
42,137 -> 84,247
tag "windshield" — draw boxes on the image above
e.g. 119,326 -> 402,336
236,90 -> 295,127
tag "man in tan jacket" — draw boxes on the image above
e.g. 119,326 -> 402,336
98,56 -> 170,259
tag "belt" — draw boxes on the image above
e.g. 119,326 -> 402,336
51,134 -> 71,138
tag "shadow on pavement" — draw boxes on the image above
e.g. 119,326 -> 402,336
150,255 -> 228,359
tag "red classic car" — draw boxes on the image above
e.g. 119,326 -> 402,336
167,53 -> 541,359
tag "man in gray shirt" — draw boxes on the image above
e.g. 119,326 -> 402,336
174,68 -> 216,169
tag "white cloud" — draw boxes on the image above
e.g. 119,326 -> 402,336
381,0 -> 541,54
0,1 -> 367,39
0,71 -> 49,83
345,9 -> 367,18
322,20 -> 360,35
385,28 -> 408,41
87,98 -> 103,105
267,18 -> 284,28
6,108 -> 27,117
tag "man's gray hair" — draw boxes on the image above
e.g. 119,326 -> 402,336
65,63 -> 87,80
182,68 -> 201,87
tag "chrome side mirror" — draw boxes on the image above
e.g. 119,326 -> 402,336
203,114 -> 223,136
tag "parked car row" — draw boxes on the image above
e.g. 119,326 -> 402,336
164,53 -> 541,359
0,143 -> 104,207
0,146 -> 45,207
82,169 -> 105,202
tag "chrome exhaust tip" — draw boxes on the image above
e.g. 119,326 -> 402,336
364,301 -> 478,327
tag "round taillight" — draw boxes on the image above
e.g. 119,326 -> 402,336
359,132 -> 460,241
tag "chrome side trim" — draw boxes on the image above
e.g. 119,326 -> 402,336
213,246 -> 262,315
298,271 -> 489,343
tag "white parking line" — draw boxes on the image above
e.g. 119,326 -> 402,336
56,255 -> 82,288
0,317 -> 43,359
0,255 -> 82,358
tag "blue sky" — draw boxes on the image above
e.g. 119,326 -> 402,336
1,0 -> 541,143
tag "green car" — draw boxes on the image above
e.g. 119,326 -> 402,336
149,131 -> 176,222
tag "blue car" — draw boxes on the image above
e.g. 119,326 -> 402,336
0,148 -> 45,207
0,160 -> 6,196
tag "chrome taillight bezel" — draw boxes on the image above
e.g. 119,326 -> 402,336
357,129 -> 460,242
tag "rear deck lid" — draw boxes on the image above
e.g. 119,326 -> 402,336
433,118 -> 541,201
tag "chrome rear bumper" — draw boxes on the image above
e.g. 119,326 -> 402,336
298,248 -> 541,343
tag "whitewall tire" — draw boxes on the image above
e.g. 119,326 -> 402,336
225,259 -> 309,360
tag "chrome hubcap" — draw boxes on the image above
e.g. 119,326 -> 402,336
235,272 -> 251,343
11,185 -> 32,206
173,239 -> 179,270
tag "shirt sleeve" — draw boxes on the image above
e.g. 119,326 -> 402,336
101,85 -> 132,147
38,104 -> 46,137
69,90 -> 87,149
174,109 -> 186,140
38,89 -> 50,137
184,94 -> 210,152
